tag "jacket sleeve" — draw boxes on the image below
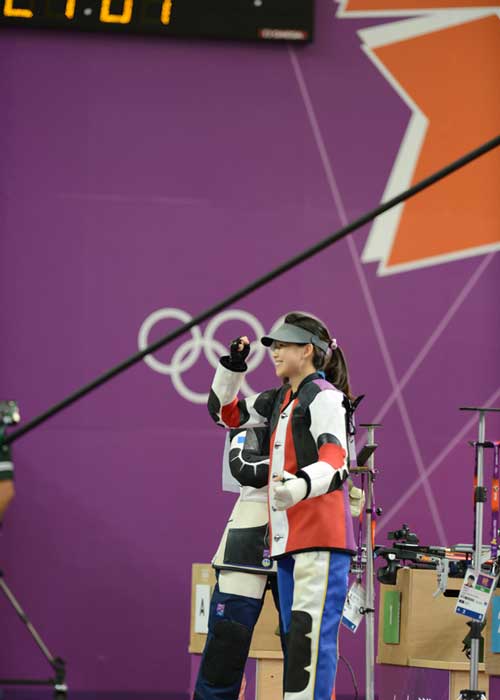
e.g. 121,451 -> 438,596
296,389 -> 349,498
228,428 -> 270,489
0,443 -> 13,482
207,362 -> 277,429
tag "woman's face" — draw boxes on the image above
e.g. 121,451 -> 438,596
271,341 -> 313,381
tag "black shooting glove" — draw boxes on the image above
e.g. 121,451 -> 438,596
220,337 -> 250,372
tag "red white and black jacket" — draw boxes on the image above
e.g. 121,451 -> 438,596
208,364 -> 356,558
213,427 -> 277,574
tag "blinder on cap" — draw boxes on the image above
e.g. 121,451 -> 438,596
261,323 -> 329,354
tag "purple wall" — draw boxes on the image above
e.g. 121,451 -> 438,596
1,2 -> 499,696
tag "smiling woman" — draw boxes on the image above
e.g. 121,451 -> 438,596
206,311 -> 361,700
263,312 -> 352,399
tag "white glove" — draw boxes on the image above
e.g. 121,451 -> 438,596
273,474 -> 307,511
348,482 -> 365,518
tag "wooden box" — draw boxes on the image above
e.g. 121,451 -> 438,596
377,567 -> 472,666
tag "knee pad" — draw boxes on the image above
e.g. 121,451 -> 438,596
201,619 -> 252,687
285,610 -> 312,693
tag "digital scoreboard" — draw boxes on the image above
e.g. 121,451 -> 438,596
0,0 -> 314,42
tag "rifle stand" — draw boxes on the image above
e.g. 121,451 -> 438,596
458,406 -> 500,700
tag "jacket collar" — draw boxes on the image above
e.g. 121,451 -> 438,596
290,372 -> 323,399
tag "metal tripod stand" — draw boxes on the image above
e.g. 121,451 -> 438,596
350,422 -> 382,700
457,406 -> 500,700
0,568 -> 67,698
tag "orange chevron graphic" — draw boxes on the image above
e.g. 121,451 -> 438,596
372,16 -> 500,269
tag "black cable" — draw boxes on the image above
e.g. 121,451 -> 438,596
4,132 -> 500,446
339,654 -> 359,700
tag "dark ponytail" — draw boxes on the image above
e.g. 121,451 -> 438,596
321,346 -> 353,400
284,312 -> 354,400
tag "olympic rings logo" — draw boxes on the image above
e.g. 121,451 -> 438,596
138,308 -> 287,404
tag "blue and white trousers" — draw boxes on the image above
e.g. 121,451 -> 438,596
277,550 -> 351,700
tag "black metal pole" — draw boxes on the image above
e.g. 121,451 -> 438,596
4,133 -> 500,446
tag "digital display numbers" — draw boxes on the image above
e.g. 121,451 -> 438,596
0,0 -> 314,42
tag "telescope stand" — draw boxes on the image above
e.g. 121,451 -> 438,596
457,406 -> 500,700
351,422 -> 382,700
0,568 -> 67,699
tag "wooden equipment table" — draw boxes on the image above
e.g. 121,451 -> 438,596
377,568 -> 490,698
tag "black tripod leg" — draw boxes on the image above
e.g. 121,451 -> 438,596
53,656 -> 68,699
0,573 -> 68,698
459,623 -> 487,698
